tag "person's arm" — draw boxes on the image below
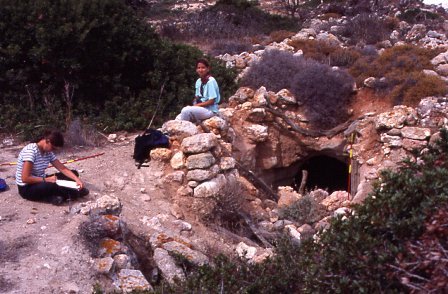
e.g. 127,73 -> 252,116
51,159 -> 84,189
195,98 -> 215,107
21,161 -> 48,184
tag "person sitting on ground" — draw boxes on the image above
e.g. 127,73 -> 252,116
176,58 -> 221,122
15,130 -> 89,205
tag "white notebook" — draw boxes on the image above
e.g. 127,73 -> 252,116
56,180 -> 80,190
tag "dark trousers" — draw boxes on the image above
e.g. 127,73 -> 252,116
18,170 -> 81,203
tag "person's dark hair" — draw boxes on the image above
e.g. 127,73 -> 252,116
34,130 -> 64,147
196,58 -> 210,68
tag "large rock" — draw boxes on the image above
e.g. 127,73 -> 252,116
186,152 -> 216,169
170,151 -> 186,170
277,186 -> 301,208
321,191 -> 349,211
400,127 -> 431,140
161,120 -> 198,141
244,124 -> 268,143
276,89 -> 296,105
153,248 -> 186,283
186,166 -> 219,182
150,148 -> 172,161
162,241 -> 209,266
116,269 -> 153,293
193,174 -> 226,198
181,133 -> 218,154
375,106 -> 417,129
202,116 -> 228,135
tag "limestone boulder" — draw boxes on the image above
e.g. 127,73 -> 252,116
277,186 -> 301,208
400,126 -> 431,140
150,148 -> 172,162
193,174 -> 227,198
321,191 -> 349,211
161,120 -> 198,141
203,116 -> 228,135
116,269 -> 153,293
375,106 -> 417,129
276,89 -> 296,105
181,133 -> 218,154
244,124 -> 268,143
186,152 -> 216,169
153,248 -> 185,284
170,151 -> 185,170
162,241 -> 209,266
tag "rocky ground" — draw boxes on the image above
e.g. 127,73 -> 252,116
0,138 -> 163,293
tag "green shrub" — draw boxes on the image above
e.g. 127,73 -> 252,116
278,194 -> 327,226
0,0 -> 237,135
341,13 -> 390,45
399,8 -> 440,24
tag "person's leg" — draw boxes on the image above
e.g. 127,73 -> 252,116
179,106 -> 214,122
18,182 -> 63,203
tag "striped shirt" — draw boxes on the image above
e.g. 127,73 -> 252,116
15,143 -> 56,186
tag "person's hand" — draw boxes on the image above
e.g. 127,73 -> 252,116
45,175 -> 57,183
75,179 -> 84,189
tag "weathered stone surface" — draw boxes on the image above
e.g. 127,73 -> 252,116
436,63 -> 448,76
80,194 -> 121,215
98,238 -> 127,257
161,120 -> 198,141
321,191 -> 349,211
170,151 -> 185,170
297,224 -> 315,239
402,138 -> 428,151
400,127 -> 431,140
220,157 -> 236,170
153,248 -> 185,283
247,108 -> 267,122
244,124 -> 268,143
203,116 -> 228,135
276,88 -> 296,105
93,257 -> 114,274
431,51 -> 448,66
193,174 -> 226,198
352,180 -> 373,204
375,106 -> 417,129
230,87 -> 255,104
117,269 -> 153,293
417,97 -> 448,128
277,186 -> 301,208
150,148 -> 172,161
253,86 -> 268,107
236,242 -> 257,260
363,77 -> 377,88
114,254 -> 131,270
96,214 -> 122,239
181,133 -> 218,154
380,134 -> 402,147
284,224 -> 301,245
162,241 -> 209,266
186,152 -> 216,169
309,189 -> 329,203
164,171 -> 184,184
186,167 -> 218,182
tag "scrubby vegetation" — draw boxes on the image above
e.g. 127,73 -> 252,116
349,44 -> 447,105
241,49 -> 355,129
159,0 -> 299,55
0,0 -> 237,137
149,128 -> 448,293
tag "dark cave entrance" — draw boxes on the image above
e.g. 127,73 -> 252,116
294,155 -> 349,194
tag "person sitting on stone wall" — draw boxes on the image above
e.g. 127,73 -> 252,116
15,129 -> 89,205
176,58 -> 220,122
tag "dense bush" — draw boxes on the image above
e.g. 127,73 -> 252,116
241,49 -> 354,129
159,0 -> 298,43
0,0 -> 237,137
278,194 -> 327,226
288,39 -> 361,67
349,44 -> 447,106
155,129 -> 448,293
341,13 -> 390,45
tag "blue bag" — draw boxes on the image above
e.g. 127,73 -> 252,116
0,178 -> 7,192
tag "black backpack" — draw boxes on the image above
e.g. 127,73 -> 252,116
133,128 -> 170,169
